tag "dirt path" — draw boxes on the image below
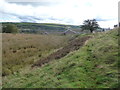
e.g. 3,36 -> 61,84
32,36 -> 91,67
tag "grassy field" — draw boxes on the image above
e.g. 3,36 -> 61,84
2,33 -> 71,76
2,28 -> 119,88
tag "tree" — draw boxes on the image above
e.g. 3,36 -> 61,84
81,19 -> 99,33
3,24 -> 18,33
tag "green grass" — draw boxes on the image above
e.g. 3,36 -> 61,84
2,28 -> 119,88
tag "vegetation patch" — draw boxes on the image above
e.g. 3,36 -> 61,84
2,28 -> 119,88
2,33 -> 71,76
32,36 -> 91,67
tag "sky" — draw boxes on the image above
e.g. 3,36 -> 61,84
0,0 -> 119,28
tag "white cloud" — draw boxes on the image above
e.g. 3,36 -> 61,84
0,0 -> 119,28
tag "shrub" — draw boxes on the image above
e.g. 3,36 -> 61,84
2,68 -> 11,76
2,24 -> 18,33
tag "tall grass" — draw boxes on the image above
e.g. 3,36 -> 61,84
2,33 -> 70,76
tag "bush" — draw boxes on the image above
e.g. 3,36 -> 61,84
3,24 -> 18,33
2,68 -> 11,76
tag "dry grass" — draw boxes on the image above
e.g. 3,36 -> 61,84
2,33 -> 70,76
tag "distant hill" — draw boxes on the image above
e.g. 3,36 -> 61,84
2,22 -> 82,34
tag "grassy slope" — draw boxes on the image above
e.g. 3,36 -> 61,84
3,28 -> 119,88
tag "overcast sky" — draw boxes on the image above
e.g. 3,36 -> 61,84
0,0 -> 119,28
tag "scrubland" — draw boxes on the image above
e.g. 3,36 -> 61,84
2,28 -> 119,88
2,33 -> 70,76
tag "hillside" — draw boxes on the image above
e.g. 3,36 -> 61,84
2,28 -> 119,88
2,22 -> 81,34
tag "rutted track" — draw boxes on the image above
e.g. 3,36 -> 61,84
32,36 -> 91,67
